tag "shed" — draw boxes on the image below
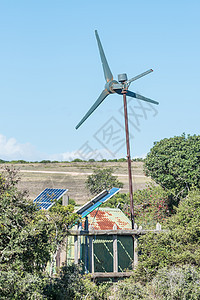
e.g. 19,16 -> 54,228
66,207 -> 133,273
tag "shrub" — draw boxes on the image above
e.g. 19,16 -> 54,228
133,183 -> 171,228
146,265 -> 200,300
45,264 -> 110,300
111,277 -> 146,299
135,188 -> 200,282
44,264 -> 84,299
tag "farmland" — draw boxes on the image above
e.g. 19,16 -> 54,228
0,161 -> 151,204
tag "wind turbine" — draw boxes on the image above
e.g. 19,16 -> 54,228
76,30 -> 159,229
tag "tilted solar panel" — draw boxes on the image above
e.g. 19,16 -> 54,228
33,188 -> 68,210
76,187 -> 120,218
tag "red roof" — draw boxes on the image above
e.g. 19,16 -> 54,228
81,207 -> 131,230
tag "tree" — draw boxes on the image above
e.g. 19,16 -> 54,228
144,133 -> 200,203
0,166 -> 78,299
86,167 -> 123,194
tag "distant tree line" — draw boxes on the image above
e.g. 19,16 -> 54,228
0,157 -> 145,164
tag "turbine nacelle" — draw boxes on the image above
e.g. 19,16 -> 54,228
118,73 -> 128,83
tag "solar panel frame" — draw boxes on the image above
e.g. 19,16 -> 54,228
33,188 -> 68,210
77,190 -> 108,214
76,187 -> 120,218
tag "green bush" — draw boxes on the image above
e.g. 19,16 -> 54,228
112,277 -> 146,299
133,183 -> 171,228
44,264 -> 84,299
45,264 -> 110,300
110,266 -> 200,300
0,271 -> 46,300
81,277 -> 110,300
146,265 -> 200,300
135,188 -> 200,282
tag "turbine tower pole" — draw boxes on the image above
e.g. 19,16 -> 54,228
118,73 -> 134,229
122,90 -> 134,230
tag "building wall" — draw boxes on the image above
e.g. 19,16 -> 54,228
65,234 -> 133,273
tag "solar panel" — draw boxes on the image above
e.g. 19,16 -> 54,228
33,188 -> 68,210
76,187 -> 120,218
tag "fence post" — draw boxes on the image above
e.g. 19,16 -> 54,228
134,235 -> 138,268
113,224 -> 118,273
133,223 -> 139,269
74,236 -> 78,264
74,224 -> 81,265
156,222 -> 162,231
89,225 -> 94,273
62,194 -> 69,206
84,217 -> 89,273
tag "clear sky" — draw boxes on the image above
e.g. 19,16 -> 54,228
0,0 -> 200,161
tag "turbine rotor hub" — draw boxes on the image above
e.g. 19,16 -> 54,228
105,80 -> 118,93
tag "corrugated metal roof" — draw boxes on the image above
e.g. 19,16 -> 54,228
82,207 -> 131,230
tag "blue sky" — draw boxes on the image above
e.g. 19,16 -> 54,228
0,0 -> 200,161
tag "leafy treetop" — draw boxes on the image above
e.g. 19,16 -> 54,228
144,133 -> 200,204
86,167 -> 123,195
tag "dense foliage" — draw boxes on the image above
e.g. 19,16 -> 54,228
109,265 -> 200,299
47,263 -> 200,299
44,263 -> 110,300
0,167 -> 78,299
147,265 -> 200,299
133,184 -> 170,228
86,167 -> 123,194
144,134 -> 200,204
135,188 -> 200,282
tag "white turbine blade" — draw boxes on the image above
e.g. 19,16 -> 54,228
127,69 -> 153,85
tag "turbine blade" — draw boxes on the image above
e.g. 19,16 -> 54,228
126,90 -> 159,105
76,89 -> 109,129
95,30 -> 113,82
127,69 -> 153,85
115,89 -> 123,94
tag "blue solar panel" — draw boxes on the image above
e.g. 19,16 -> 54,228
76,187 -> 120,218
33,188 -> 68,210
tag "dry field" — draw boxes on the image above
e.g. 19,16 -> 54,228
0,162 -> 151,205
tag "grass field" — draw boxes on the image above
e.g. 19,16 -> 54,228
0,162 -> 151,205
